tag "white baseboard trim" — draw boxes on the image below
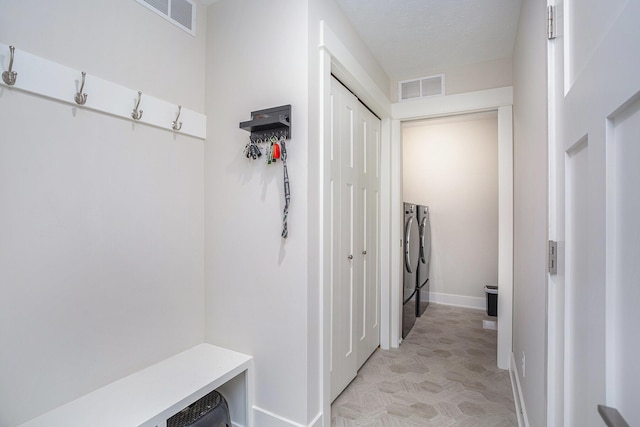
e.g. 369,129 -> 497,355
253,406 -> 323,427
510,352 -> 529,427
428,291 -> 485,310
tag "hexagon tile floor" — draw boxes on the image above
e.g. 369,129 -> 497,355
331,303 -> 517,426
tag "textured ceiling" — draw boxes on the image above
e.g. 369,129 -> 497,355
334,0 -> 523,81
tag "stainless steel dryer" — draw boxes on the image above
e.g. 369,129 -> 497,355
402,202 -> 420,339
416,205 -> 431,317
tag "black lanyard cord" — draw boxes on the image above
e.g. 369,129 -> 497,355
281,136 -> 290,239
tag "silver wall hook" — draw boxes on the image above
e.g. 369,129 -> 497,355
2,45 -> 17,86
131,91 -> 143,120
74,71 -> 88,105
172,105 -> 183,131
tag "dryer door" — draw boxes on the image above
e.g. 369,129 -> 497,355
404,215 -> 417,273
403,214 -> 419,303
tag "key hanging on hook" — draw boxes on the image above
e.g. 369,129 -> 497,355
270,135 -> 277,163
266,137 -> 272,164
74,71 -> 88,105
273,136 -> 281,160
2,45 -> 17,86
253,139 -> 262,159
131,91 -> 143,120
244,137 -> 262,160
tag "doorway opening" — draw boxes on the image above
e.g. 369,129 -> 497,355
393,101 -> 513,370
400,111 -> 500,341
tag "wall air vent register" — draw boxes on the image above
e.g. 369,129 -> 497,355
137,0 -> 196,36
399,74 -> 445,102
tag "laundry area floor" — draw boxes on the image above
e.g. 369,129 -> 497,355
331,304 -> 517,426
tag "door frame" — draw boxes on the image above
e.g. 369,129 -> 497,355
392,88 -> 514,370
319,21 -> 392,427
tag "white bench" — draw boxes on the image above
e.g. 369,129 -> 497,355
18,344 -> 253,427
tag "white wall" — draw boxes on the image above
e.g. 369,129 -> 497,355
0,0 -> 388,425
204,1 -> 313,425
204,1 -> 390,424
0,0 -> 207,111
390,58 -> 513,102
512,0 -> 548,424
0,2 -> 207,426
402,112 -> 499,301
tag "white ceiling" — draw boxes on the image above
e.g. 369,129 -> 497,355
334,0 -> 523,81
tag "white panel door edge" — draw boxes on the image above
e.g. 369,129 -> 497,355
547,0 -> 640,425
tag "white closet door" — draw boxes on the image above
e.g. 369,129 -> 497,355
330,76 -> 381,400
356,107 -> 381,369
330,77 -> 359,401
547,0 -> 640,425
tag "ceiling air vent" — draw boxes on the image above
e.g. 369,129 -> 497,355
137,0 -> 196,36
399,74 -> 445,102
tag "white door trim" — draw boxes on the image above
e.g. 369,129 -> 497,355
546,2 -> 562,422
392,86 -> 513,119
392,87 -> 514,370
497,105 -> 514,371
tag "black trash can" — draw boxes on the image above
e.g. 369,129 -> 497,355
484,285 -> 498,317
167,389 -> 231,427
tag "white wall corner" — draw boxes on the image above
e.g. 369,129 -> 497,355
510,352 -> 530,427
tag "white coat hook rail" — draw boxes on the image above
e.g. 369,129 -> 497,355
74,71 -> 88,105
172,105 -> 182,131
0,43 -> 206,138
2,45 -> 17,85
131,91 -> 143,120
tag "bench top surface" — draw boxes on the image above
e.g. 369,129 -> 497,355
18,344 -> 252,427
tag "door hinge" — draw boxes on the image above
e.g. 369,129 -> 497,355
548,240 -> 558,274
547,5 -> 556,40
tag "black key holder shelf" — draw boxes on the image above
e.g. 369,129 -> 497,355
239,104 -> 291,141
239,104 -> 292,239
